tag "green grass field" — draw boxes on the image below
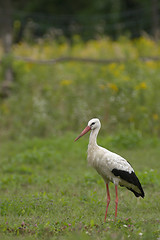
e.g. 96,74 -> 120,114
0,133 -> 160,240
0,35 -> 160,239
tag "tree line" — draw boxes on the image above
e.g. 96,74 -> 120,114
0,0 -> 160,42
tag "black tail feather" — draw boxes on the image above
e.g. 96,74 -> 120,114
127,187 -> 144,198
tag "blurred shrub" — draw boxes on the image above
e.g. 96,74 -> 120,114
0,36 -> 160,140
109,128 -> 142,149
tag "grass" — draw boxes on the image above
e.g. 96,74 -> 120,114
0,133 -> 160,239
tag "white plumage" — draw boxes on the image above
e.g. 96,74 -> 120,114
75,118 -> 144,221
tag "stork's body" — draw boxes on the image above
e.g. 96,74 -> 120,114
75,118 -> 144,221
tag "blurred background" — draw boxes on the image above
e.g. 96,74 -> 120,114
0,0 -> 160,141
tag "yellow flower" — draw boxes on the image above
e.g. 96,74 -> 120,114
60,79 -> 72,86
107,83 -> 119,92
108,63 -> 117,71
153,114 -> 159,121
135,82 -> 147,90
108,63 -> 124,78
140,82 -> 147,89
123,75 -> 130,81
146,61 -> 156,69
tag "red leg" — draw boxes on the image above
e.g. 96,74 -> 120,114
115,185 -> 118,220
104,183 -> 111,222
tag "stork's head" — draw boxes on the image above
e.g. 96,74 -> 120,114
74,118 -> 101,141
88,118 -> 101,130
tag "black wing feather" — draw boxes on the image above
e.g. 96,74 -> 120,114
112,169 -> 145,198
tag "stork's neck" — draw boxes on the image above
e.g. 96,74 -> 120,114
88,128 -> 99,147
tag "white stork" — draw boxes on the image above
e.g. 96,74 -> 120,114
75,118 -> 144,222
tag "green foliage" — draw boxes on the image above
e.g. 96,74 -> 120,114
108,128 -> 142,149
1,36 -> 160,140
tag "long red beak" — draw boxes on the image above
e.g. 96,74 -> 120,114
74,125 -> 91,141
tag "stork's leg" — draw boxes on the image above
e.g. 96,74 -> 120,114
104,183 -> 110,222
115,185 -> 118,219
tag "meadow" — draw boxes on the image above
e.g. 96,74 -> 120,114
0,36 -> 160,139
0,35 -> 160,239
0,135 -> 160,240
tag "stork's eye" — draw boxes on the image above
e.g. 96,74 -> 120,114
91,122 -> 95,126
